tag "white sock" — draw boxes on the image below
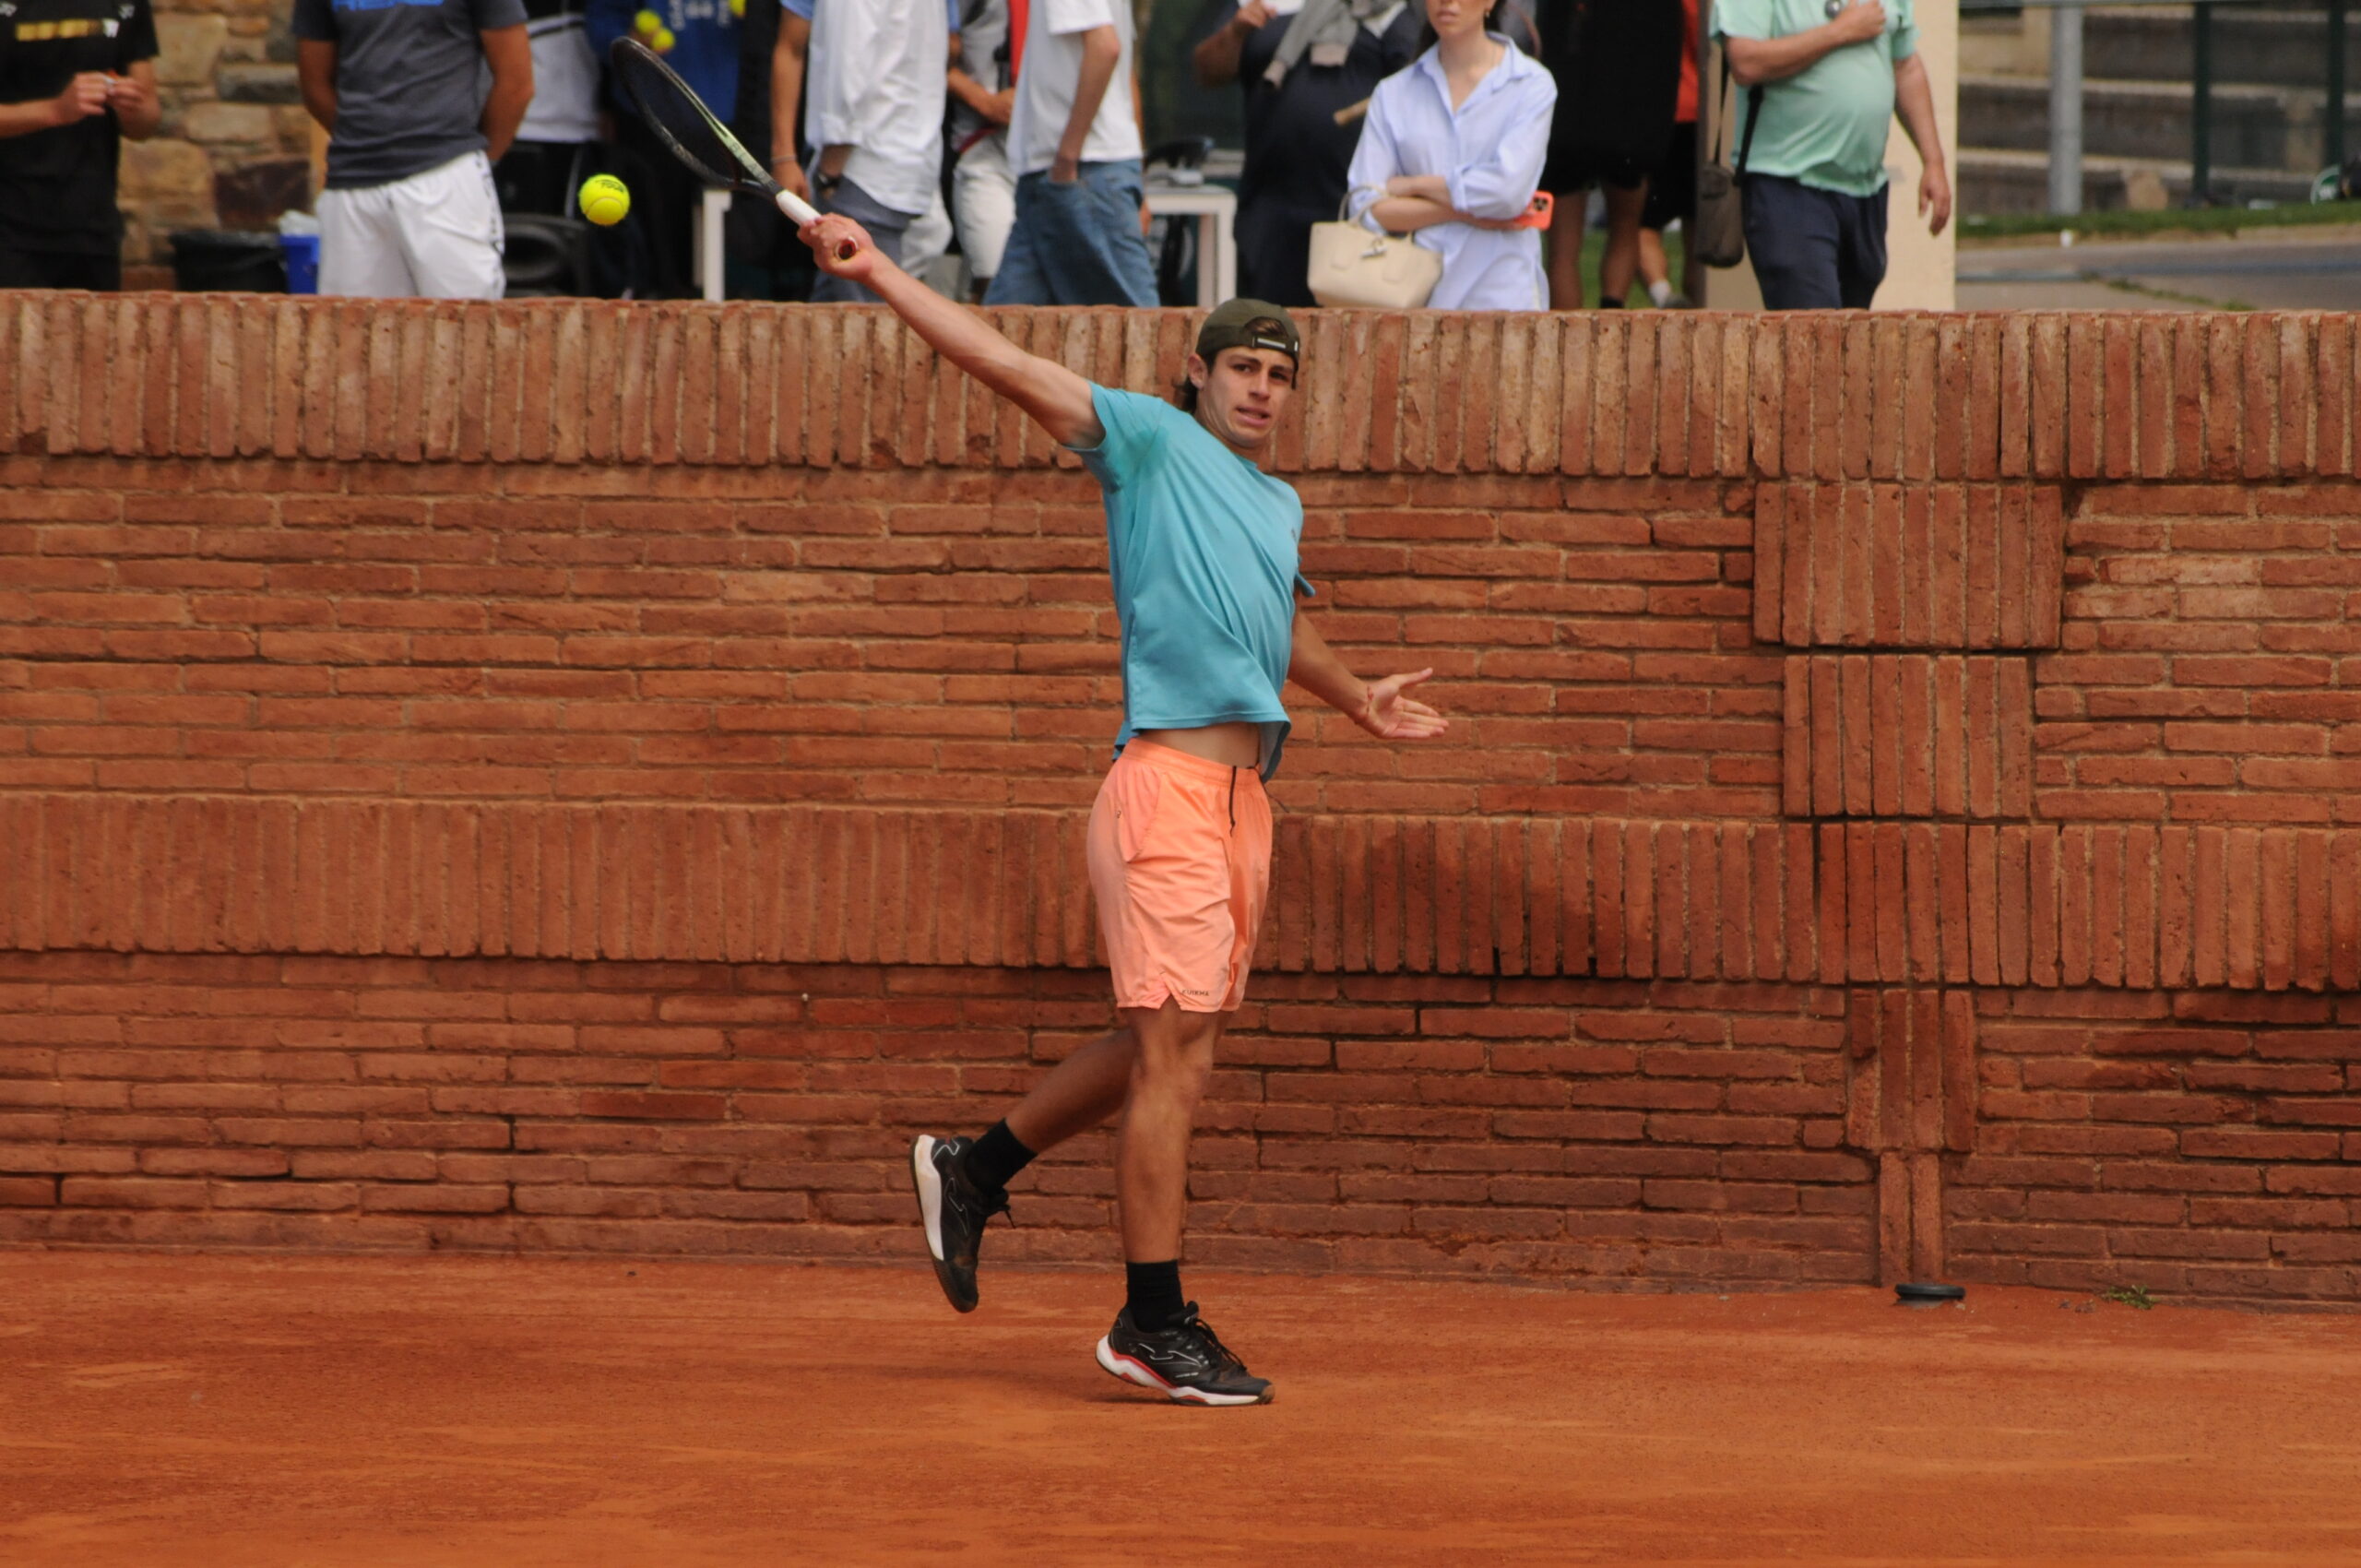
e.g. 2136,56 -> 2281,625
1648,279 -> 1675,306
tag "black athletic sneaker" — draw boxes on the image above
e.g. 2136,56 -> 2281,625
909,1134 -> 1007,1313
1096,1304 -> 1274,1406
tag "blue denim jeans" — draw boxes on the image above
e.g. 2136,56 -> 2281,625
810,175 -> 913,305
982,159 -> 1158,308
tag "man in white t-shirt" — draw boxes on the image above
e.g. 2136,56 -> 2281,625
981,0 -> 1156,306
790,0 -> 949,303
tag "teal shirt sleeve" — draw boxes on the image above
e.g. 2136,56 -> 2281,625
1074,386 -> 1167,492
1891,0 -> 1917,60
1711,0 -> 1774,42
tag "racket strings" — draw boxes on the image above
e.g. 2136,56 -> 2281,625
611,41 -> 755,190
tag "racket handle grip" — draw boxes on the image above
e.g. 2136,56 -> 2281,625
776,188 -> 858,261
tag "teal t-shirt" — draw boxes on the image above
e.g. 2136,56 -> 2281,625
1074,386 -> 1311,780
1714,0 -> 1916,197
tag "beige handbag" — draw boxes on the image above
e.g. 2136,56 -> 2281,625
1307,194 -> 1442,309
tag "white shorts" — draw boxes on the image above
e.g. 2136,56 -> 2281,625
317,149 -> 505,301
901,185 -> 955,274
952,133 -> 1015,283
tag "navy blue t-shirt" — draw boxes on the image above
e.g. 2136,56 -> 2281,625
292,0 -> 528,187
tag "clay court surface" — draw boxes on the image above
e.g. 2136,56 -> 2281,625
5,1254 -> 2358,1566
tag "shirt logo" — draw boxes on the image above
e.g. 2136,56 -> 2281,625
14,17 -> 113,38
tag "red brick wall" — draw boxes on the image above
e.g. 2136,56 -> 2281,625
4,295 -> 2359,1306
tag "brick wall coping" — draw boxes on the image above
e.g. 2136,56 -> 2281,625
6,294 -> 2358,482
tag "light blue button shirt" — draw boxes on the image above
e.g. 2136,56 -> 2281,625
1345,37 -> 1555,311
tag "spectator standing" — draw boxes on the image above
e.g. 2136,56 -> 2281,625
1714,0 -> 1949,309
1533,0 -> 1681,308
716,0 -> 815,297
1634,0 -> 1698,306
984,0 -> 1155,307
946,0 -> 1019,298
296,0 -> 532,298
494,0 -> 600,215
0,0 -> 161,289
1343,0 -> 1553,312
768,0 -> 948,304
587,0 -> 738,295
1192,0 -> 1422,309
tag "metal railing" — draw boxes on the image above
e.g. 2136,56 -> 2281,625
1960,0 -> 2354,213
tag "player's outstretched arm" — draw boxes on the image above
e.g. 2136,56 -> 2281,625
800,213 -> 1102,448
1287,609 -> 1447,742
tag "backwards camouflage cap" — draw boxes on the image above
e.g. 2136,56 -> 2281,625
1194,298 -> 1301,365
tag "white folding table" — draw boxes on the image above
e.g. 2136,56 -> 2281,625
698,182 -> 1239,308
1143,184 -> 1238,310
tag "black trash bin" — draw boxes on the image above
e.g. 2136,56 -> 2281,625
503,213 -> 590,296
168,230 -> 286,292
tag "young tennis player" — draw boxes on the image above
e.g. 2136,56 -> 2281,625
801,214 -> 1446,1406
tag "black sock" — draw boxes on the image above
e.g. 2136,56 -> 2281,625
962,1120 -> 1034,1195
1599,295 -> 1626,309
1125,1259 -> 1186,1333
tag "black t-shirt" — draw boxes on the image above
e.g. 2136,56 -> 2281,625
1535,0 -> 1681,164
0,0 -> 157,255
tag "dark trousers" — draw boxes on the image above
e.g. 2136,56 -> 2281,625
492,139 -> 600,218
0,245 -> 119,290
1739,173 -> 1889,310
613,112 -> 697,298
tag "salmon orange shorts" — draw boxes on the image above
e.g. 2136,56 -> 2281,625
1086,740 -> 1274,1015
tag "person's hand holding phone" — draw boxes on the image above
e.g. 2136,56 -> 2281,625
51,71 -> 111,125
104,71 -> 153,119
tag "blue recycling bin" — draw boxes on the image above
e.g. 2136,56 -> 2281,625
280,232 -> 319,295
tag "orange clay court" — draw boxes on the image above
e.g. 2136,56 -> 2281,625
4,1253 -> 2356,1567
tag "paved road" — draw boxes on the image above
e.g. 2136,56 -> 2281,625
1956,231 -> 2361,311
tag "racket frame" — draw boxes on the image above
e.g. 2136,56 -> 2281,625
609,35 -> 833,237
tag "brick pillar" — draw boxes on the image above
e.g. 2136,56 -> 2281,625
1762,479 -> 2063,1284
1845,989 -> 1976,1283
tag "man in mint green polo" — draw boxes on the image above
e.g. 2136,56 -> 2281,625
1714,0 -> 1950,309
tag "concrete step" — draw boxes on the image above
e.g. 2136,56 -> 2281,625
2084,5 -> 2361,89
1956,146 -> 2318,214
1960,72 -> 2360,172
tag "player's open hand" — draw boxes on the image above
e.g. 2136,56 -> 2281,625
802,212 -> 880,281
1357,670 -> 1447,741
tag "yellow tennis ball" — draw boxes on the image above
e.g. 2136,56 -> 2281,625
729,0 -> 744,15
651,25 -> 674,49
579,174 -> 631,227
632,7 -> 661,31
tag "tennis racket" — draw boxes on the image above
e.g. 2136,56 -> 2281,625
607,36 -> 855,261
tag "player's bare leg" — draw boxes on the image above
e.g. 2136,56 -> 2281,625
1111,1002 -> 1218,1262
1005,1027 -> 1137,1154
1091,1000 -> 1270,1403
